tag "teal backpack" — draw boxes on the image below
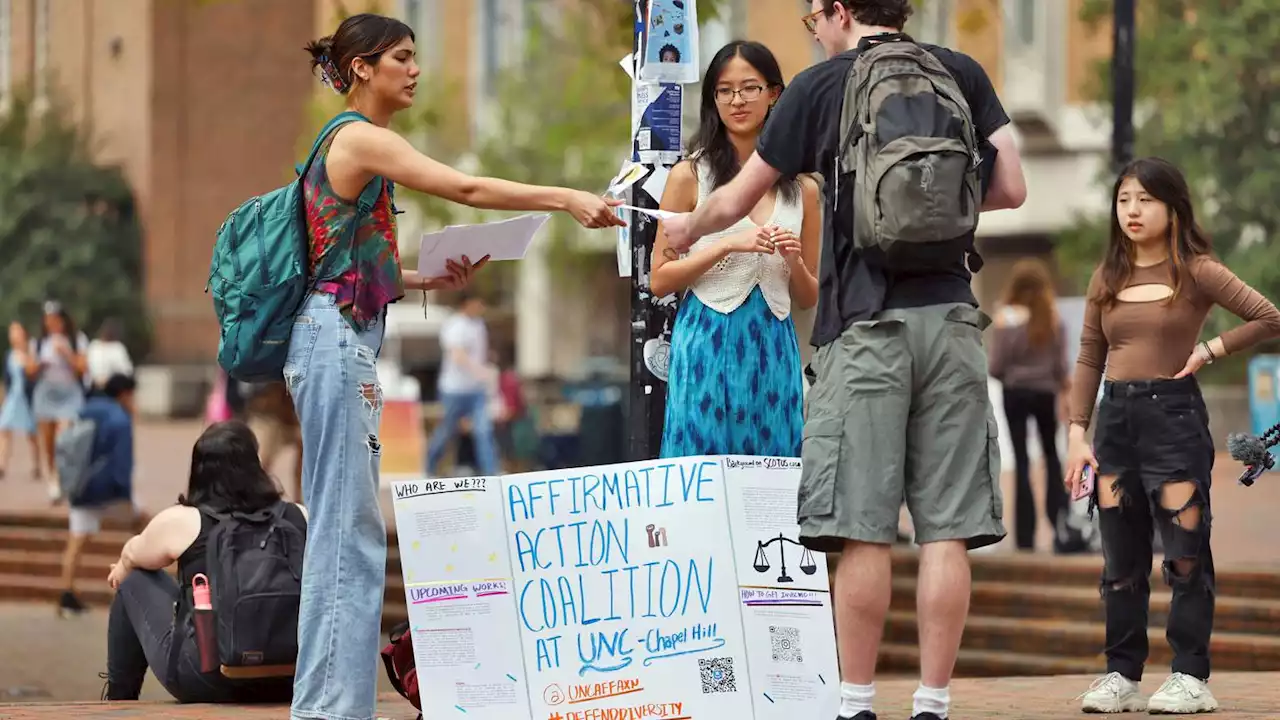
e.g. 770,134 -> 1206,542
208,111 -> 384,383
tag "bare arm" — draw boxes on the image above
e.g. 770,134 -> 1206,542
788,177 -> 821,310
330,123 -> 622,228
686,153 -> 781,240
652,163 -> 720,298
648,162 -> 745,297
981,126 -> 1027,211
63,344 -> 88,376
20,347 -> 38,377
118,506 -> 198,573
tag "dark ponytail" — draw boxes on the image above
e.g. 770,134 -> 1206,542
303,13 -> 415,94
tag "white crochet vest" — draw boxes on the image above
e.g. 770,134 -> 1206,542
687,160 -> 804,320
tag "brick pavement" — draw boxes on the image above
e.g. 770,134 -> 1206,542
2,673 -> 1278,718
5,420 -> 1280,567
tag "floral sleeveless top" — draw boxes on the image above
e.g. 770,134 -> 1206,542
302,129 -> 404,331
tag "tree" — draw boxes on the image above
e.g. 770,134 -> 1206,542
0,89 -> 150,358
1056,0 -> 1280,381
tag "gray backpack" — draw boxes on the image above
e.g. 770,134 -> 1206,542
55,417 -> 100,504
836,39 -> 981,268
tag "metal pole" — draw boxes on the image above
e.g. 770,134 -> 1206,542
626,0 -> 678,461
1112,0 -> 1136,170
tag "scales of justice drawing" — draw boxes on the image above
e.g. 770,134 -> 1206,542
752,533 -> 817,584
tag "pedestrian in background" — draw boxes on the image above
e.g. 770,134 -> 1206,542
86,319 -> 134,393
245,382 -> 304,500
989,258 -> 1072,553
425,293 -> 500,477
0,320 -> 40,480
32,301 -> 89,497
58,374 -> 138,617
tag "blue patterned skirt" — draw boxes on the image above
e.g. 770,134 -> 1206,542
659,286 -> 803,458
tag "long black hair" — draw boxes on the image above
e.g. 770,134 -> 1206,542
179,420 -> 283,513
1096,156 -> 1215,309
687,41 -> 798,203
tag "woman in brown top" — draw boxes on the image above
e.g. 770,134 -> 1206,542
988,258 -> 1072,553
1065,157 -> 1280,715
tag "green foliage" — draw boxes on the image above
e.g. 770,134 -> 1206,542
0,89 -> 150,359
1056,1 -> 1280,381
392,0 -> 724,290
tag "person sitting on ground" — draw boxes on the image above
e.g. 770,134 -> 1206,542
101,420 -> 307,703
59,373 -> 140,617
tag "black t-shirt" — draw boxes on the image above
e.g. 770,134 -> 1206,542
756,34 -> 1011,348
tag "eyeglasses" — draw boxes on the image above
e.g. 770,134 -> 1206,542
802,9 -> 824,34
715,84 -> 767,104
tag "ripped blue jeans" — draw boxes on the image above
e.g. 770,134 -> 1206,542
285,293 -> 386,720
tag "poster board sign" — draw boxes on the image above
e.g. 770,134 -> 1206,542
391,457 -> 839,720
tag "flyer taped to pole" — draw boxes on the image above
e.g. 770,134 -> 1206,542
638,0 -> 701,84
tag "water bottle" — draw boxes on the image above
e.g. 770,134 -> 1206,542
191,573 -> 219,673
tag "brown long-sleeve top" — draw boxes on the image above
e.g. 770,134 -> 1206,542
1070,257 -> 1280,429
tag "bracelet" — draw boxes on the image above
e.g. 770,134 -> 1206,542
1198,341 -> 1216,364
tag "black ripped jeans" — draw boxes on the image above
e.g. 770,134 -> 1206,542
1092,376 -> 1215,682
1002,387 -> 1066,550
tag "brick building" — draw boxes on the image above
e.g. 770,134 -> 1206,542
1,0 -> 325,362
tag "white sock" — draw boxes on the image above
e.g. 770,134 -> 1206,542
839,681 -> 875,717
912,683 -> 950,718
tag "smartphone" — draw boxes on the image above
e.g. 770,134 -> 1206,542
1073,465 -> 1095,501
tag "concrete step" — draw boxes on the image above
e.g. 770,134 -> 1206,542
878,642 -> 1104,678
890,578 -> 1280,637
0,572 -> 410,633
883,610 -> 1280,671
0,549 -> 414,608
0,549 -> 122,583
887,548 -> 1280,600
0,526 -> 131,556
0,509 -> 140,533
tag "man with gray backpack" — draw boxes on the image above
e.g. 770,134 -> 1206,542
55,373 -> 139,617
662,2 -> 1026,718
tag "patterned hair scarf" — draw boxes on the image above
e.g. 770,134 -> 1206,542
318,55 -> 346,94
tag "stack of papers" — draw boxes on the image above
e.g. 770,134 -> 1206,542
416,214 -> 552,278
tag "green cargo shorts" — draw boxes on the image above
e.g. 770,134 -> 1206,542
798,303 -> 1006,551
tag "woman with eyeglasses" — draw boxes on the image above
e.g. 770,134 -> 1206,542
651,40 -> 819,458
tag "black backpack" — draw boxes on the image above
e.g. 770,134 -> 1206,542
198,503 -> 306,677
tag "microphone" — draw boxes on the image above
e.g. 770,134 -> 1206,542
1227,423 -> 1280,487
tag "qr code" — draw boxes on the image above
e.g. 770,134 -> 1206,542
699,657 -> 737,694
769,625 -> 803,663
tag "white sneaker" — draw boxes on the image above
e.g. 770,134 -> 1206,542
1079,672 -> 1147,713
1147,673 -> 1218,714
